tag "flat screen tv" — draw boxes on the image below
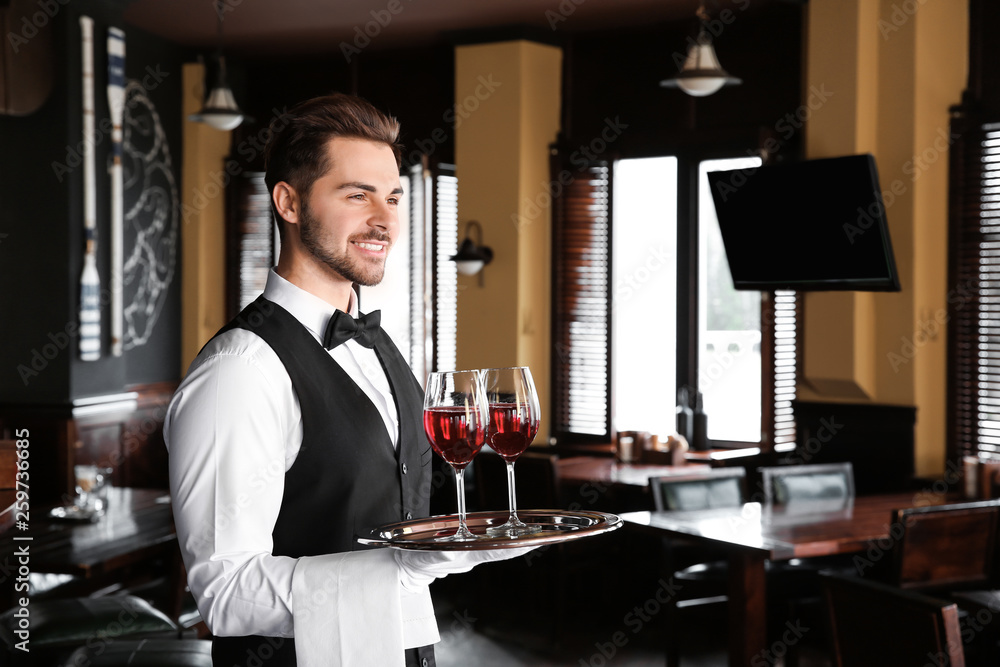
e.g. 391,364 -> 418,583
706,154 -> 901,292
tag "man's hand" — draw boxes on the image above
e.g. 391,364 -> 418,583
394,546 -> 538,593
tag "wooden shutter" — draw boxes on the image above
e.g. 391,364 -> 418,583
432,164 -> 458,374
762,289 -> 800,450
406,162 -> 430,380
551,159 -> 612,441
948,116 -> 1000,460
227,171 -> 274,319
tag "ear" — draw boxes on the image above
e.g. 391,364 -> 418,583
272,182 -> 301,226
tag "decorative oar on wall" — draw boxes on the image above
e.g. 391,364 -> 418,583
79,15 -> 100,362
107,26 -> 125,357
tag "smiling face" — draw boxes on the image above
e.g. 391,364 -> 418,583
282,137 -> 403,294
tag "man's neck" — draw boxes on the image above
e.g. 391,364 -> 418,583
275,258 -> 353,313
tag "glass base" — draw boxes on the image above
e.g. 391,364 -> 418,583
435,525 -> 482,542
486,519 -> 543,538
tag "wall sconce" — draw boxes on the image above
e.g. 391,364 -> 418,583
188,0 -> 245,130
660,0 -> 741,97
450,220 -> 493,286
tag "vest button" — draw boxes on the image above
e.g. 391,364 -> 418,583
406,512 -> 413,520
422,660 -> 429,667
402,463 -> 408,474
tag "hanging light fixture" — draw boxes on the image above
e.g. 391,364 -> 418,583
189,0 -> 245,130
660,0 -> 741,97
449,221 -> 493,285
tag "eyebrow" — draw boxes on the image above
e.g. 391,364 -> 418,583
337,181 -> 405,196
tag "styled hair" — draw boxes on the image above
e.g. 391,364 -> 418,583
264,93 -> 403,235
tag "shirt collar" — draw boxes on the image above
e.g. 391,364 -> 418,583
262,269 -> 359,343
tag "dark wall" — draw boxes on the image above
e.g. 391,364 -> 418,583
0,2 -> 75,404
0,0 -> 185,404
233,44 -> 456,172
565,3 -> 803,158
233,3 -> 801,176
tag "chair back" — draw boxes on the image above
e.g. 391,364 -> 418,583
760,462 -> 854,506
822,572 -> 965,667
0,440 -> 16,533
649,468 -> 745,512
890,499 -> 1000,592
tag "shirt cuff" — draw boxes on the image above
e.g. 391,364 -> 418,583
400,585 -> 440,649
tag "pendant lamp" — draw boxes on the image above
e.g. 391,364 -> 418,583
189,0 -> 245,130
660,1 -> 741,97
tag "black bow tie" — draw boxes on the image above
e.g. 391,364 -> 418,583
323,309 -> 381,349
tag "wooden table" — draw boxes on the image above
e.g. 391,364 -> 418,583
1,487 -> 177,608
556,456 -> 707,488
622,492 -> 950,667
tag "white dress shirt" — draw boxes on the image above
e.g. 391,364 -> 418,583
164,269 -> 438,654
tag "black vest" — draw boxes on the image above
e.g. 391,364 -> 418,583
210,297 -> 432,667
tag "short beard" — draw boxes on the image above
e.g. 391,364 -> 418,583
298,199 -> 390,287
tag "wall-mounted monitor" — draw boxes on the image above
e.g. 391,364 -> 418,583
706,154 -> 901,292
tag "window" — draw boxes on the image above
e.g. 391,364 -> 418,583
552,152 -> 798,449
698,157 -> 763,443
612,157 -> 678,435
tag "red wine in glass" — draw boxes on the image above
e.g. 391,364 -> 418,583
488,403 -> 539,460
483,367 -> 542,537
423,406 -> 485,470
423,370 -> 488,541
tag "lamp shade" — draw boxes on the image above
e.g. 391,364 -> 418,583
449,236 -> 493,275
661,30 -> 741,97
189,84 -> 244,130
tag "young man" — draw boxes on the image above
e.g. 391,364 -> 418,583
165,93 -> 527,667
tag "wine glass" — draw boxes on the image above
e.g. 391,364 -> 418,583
423,370 -> 489,541
483,366 -> 541,537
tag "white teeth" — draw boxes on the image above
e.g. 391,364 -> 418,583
356,242 -> 382,251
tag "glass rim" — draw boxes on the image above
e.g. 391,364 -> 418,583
479,366 -> 531,372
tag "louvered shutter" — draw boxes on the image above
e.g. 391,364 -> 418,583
763,289 -> 799,449
432,165 -> 459,374
551,160 -> 612,440
228,172 -> 274,317
949,117 -> 1000,460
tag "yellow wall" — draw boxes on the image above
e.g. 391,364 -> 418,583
454,41 -> 562,440
180,63 -> 232,374
801,0 -> 968,475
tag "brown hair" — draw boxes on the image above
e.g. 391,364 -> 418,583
264,93 -> 403,234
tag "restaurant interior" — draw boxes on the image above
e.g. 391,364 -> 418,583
1,0 -> 998,664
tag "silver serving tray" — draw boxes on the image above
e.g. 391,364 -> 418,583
357,509 -> 623,550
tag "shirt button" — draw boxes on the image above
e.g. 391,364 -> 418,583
406,512 -> 413,520
402,463 -> 408,474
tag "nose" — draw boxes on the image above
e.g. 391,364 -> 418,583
368,199 -> 398,234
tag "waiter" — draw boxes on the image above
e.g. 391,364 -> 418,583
165,93 -> 528,667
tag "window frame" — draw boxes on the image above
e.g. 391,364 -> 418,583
550,138 -> 799,452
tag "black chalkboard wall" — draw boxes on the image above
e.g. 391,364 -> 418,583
0,0 -> 187,404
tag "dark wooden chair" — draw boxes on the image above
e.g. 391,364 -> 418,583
822,572 -> 966,667
649,468 -> 747,667
758,462 -> 858,665
888,499 -> 1000,593
0,596 -> 180,667
649,467 -> 746,512
60,639 -> 213,666
0,440 -> 17,533
760,462 -> 855,507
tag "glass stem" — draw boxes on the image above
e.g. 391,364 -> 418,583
506,460 -> 518,521
455,467 -> 468,531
